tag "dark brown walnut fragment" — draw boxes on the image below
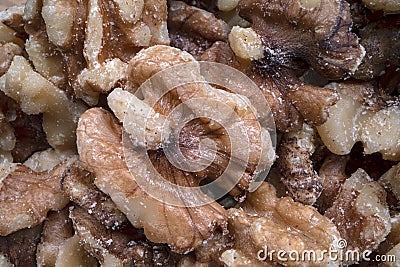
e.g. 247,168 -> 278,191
0,91 -> 49,163
36,208 -> 74,266
77,108 -> 227,253
0,224 -> 43,267
190,183 -> 341,266
325,168 -> 391,261
70,206 -> 174,266
354,17 -> 400,80
0,157 -> 75,236
315,154 -> 349,213
237,0 -> 365,80
277,123 -> 323,205
61,162 -> 128,229
201,41 -> 338,132
168,1 -> 229,59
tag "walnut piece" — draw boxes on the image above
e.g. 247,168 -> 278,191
317,82 -> 400,160
0,42 -> 22,76
2,55 -> 87,150
36,208 -> 74,267
0,224 -> 43,266
221,182 -> 341,266
0,157 -> 75,236
228,26 -> 263,61
126,45 -> 275,194
75,58 -> 128,106
325,169 -> 391,259
277,123 -> 322,205
315,154 -> 349,213
354,17 -> 400,80
54,235 -> 98,267
237,0 -> 365,80
362,0 -> 400,13
23,148 -> 75,172
61,161 -> 128,229
77,108 -> 227,253
201,41 -> 338,132
379,162 -> 400,205
168,1 -> 229,59
70,206 -> 174,266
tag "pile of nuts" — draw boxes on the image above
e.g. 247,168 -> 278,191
0,0 -> 399,266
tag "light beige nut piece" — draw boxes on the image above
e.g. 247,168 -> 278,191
0,254 -> 12,267
36,208 -> 74,267
3,55 -> 87,150
325,168 -> 391,259
277,123 -> 322,205
217,0 -> 240,11
379,162 -> 400,205
76,58 -> 128,106
70,206 -> 174,266
168,1 -> 229,59
362,0 -> 400,13
0,224 -> 43,266
25,34 -> 66,88
228,26 -> 264,61
41,0 -> 77,48
315,154 -> 349,213
54,235 -> 98,267
0,157 -> 76,236
77,108 -> 227,253
108,88 -> 169,150
0,42 -> 22,76
317,82 -> 400,160
61,161 -> 128,229
222,182 -> 341,266
23,148 -> 75,172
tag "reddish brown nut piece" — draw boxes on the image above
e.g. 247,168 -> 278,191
168,1 -> 229,59
201,41 -> 338,132
61,162 -> 128,229
70,206 -> 174,266
315,154 -> 349,213
325,168 -> 391,261
218,183 -> 341,266
277,123 -> 323,205
0,157 -> 75,236
76,108 -> 227,253
112,45 -> 275,197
